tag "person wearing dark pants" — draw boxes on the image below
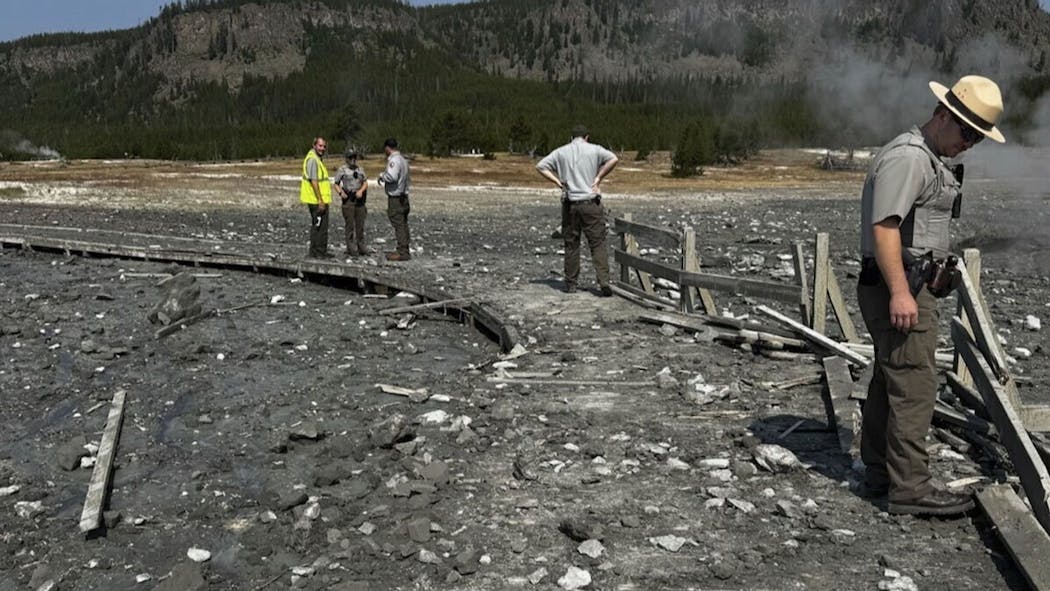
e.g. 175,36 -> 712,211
561,197 -> 610,292
537,124 -> 619,295
377,137 -> 412,261
333,148 -> 370,257
299,137 -> 332,259
856,75 -> 1005,516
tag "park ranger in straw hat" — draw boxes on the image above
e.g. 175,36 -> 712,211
856,75 -> 1004,516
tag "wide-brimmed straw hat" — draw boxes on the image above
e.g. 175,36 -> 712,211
929,75 -> 1005,143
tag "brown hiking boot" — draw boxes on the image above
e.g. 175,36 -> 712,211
888,489 -> 974,516
385,252 -> 411,261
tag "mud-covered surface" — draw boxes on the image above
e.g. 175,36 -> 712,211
1,155 -> 1048,590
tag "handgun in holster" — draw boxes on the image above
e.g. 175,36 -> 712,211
902,251 -> 961,298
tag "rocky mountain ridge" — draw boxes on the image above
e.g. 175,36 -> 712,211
3,0 -> 1049,94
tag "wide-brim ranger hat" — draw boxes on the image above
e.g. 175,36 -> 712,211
929,75 -> 1005,143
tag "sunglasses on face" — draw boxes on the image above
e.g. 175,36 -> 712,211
950,112 -> 984,145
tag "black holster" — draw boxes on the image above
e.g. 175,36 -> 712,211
902,251 -> 961,298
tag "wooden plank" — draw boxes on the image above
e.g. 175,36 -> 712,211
825,261 -> 860,343
618,215 -> 631,284
953,318 -> 1050,534
487,377 -> 655,387
756,305 -> 870,367
976,484 -> 1050,589
791,241 -> 812,328
822,356 -> 857,455
613,248 -> 680,283
932,401 -> 995,434
681,228 -> 698,313
79,389 -> 127,533
678,269 -> 801,304
1023,405 -> 1050,433
811,233 -> 830,333
945,371 -> 989,419
154,309 -> 216,339
954,248 -> 981,387
611,217 -> 681,250
618,213 -> 656,294
611,281 -> 677,311
378,297 -> 471,316
956,258 -> 1008,382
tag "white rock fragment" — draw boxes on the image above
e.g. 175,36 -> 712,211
557,566 -> 592,589
878,576 -> 918,591
1025,315 -> 1042,331
0,485 -> 19,497
135,574 -> 151,583
752,444 -> 802,472
697,458 -> 730,469
291,566 -> 315,576
270,295 -> 285,304
358,521 -> 376,535
577,539 -> 605,558
15,501 -> 44,519
418,549 -> 443,564
704,498 -> 725,510
187,547 -> 212,562
728,498 -> 756,513
528,567 -> 548,584
1014,347 -> 1033,359
650,534 -> 688,552
418,410 -> 449,425
666,457 -> 690,470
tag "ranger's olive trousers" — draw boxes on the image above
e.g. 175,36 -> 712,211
387,195 -> 410,256
562,199 -> 610,288
341,201 -> 367,255
857,282 -> 939,503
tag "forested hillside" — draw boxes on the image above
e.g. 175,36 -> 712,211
1,0 -> 1049,161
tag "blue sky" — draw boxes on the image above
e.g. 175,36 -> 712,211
0,0 -> 467,43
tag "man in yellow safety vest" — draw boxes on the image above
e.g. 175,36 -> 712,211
300,137 -> 333,258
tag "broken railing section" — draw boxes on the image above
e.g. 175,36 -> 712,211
614,220 -> 1050,578
612,221 -> 856,343
0,232 -> 519,353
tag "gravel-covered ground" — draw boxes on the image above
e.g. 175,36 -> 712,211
1,152 -> 1048,590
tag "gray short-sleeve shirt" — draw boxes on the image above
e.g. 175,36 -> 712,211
859,127 -> 941,257
537,138 -> 616,201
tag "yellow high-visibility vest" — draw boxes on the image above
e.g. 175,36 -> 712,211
299,150 -> 331,204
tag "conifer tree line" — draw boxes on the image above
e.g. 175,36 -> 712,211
1,0 -> 1047,173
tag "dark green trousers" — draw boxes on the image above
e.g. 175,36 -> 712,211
387,195 -> 410,256
562,199 -> 610,288
307,204 -> 329,257
857,282 -> 939,502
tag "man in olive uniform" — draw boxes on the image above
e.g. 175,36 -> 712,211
300,137 -> 332,259
537,124 -> 619,296
857,76 -> 1005,516
377,137 -> 412,261
333,148 -> 370,257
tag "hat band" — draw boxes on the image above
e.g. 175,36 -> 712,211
945,91 -> 994,132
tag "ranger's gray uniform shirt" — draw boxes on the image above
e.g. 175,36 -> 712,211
537,138 -> 616,202
333,165 -> 367,194
379,152 -> 410,197
859,126 -> 961,259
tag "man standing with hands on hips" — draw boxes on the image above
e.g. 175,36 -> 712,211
300,137 -> 332,259
857,75 -> 1005,516
377,137 -> 412,262
537,124 -> 619,296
